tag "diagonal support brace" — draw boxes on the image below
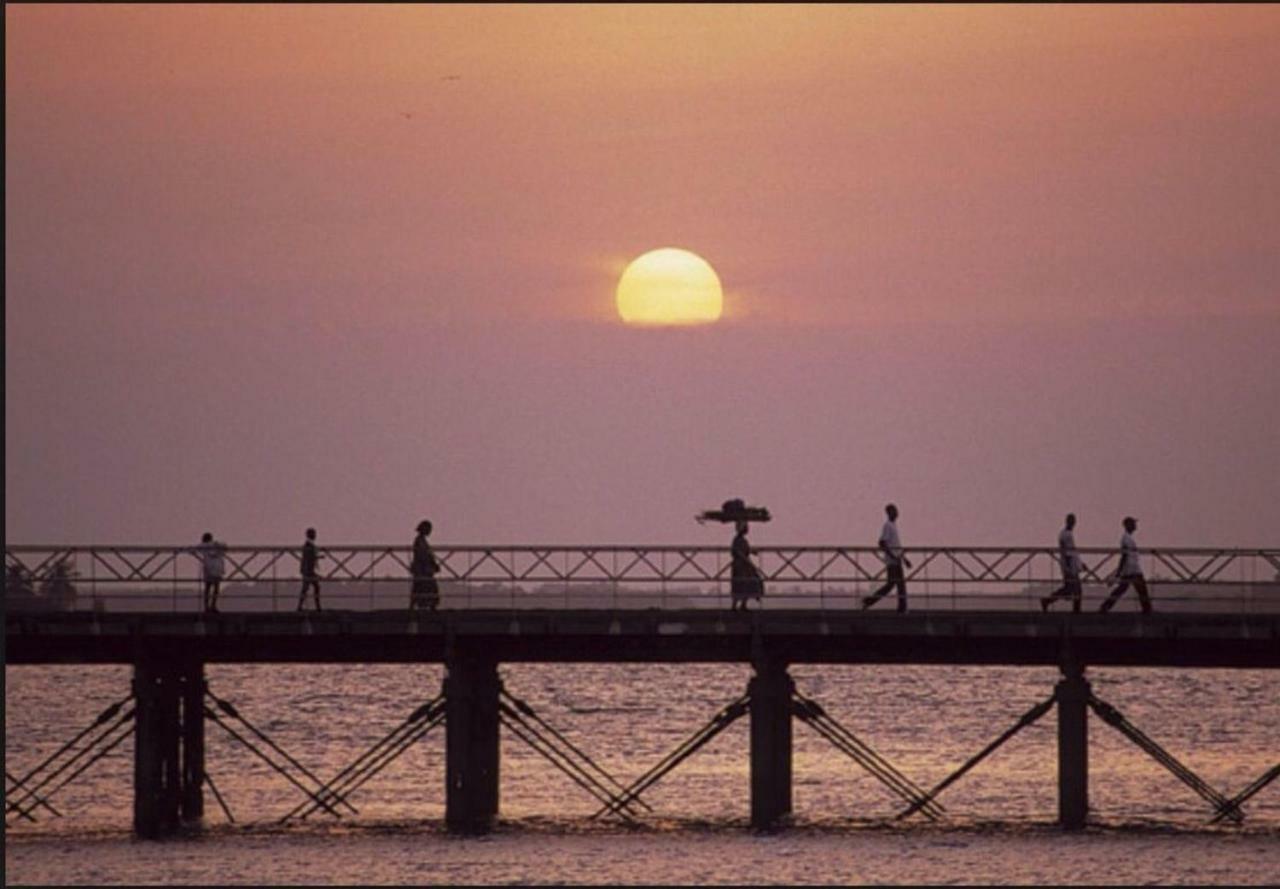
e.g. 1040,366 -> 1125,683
6,769 -> 61,820
207,689 -> 356,816
294,701 -> 446,821
897,694 -> 1056,821
7,705 -> 135,822
1088,694 -> 1242,823
792,691 -> 942,820
592,694 -> 751,820
498,689 -> 644,819
1210,763 -> 1280,825
203,704 -> 342,819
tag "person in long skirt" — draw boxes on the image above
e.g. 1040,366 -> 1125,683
730,520 -> 764,611
410,520 -> 440,611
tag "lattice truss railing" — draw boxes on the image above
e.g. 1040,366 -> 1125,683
6,545 -> 1279,589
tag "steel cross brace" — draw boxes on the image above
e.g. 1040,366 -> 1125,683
1088,694 -> 1245,823
591,694 -> 751,820
789,690 -> 942,820
498,691 -> 644,822
203,689 -> 349,821
1210,763 -> 1280,825
280,695 -> 446,823
896,694 -> 1056,821
6,694 -> 135,823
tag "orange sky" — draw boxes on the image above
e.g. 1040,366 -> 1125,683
6,5 -> 1280,546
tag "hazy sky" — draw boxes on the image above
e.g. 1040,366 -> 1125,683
6,4 -> 1279,548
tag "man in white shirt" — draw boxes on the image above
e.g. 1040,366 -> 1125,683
1099,516 -> 1153,614
196,532 -> 226,613
1042,513 -> 1085,613
863,503 -> 912,613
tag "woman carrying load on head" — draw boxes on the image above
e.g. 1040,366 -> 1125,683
730,520 -> 764,611
410,520 -> 441,611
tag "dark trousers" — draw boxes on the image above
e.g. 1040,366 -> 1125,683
203,580 -> 220,612
866,563 -> 908,612
298,578 -> 321,610
1101,573 -> 1152,614
1044,576 -> 1083,612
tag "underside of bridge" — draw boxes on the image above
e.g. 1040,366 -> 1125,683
9,609 -> 1276,838
117,651 -> 1115,835
8,609 -> 1278,667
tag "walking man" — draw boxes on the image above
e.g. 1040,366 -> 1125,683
863,503 -> 911,613
1042,513 -> 1085,613
297,527 -> 323,612
1099,516 -> 1153,614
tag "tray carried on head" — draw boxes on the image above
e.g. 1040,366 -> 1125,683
696,498 -> 772,525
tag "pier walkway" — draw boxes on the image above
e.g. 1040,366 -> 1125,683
6,544 -> 1278,837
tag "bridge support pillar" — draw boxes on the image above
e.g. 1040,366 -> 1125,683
134,654 -> 204,837
133,655 -> 180,837
749,657 -> 794,830
1056,666 -> 1090,830
179,661 -> 205,822
444,655 -> 501,833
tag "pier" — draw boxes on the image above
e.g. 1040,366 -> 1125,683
6,543 -> 1279,837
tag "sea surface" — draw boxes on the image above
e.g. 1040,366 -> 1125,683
5,662 -> 1278,885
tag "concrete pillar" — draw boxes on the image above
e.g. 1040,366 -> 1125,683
1056,666 -> 1090,830
748,657 -> 794,829
133,656 -> 182,838
444,655 -> 501,833
179,662 -> 205,821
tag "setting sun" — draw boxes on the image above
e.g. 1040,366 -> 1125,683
616,248 -> 723,325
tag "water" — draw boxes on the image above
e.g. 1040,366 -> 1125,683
6,663 -> 1279,884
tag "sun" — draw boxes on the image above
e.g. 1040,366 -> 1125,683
616,248 -> 723,325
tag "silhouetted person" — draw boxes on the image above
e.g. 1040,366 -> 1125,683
410,520 -> 440,611
864,503 -> 911,613
1042,513 -> 1085,613
1100,516 -> 1153,614
297,527 -> 323,612
730,520 -> 764,611
197,532 -> 226,613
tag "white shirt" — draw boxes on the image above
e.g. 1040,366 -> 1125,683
199,541 -> 225,580
879,519 -> 903,565
1119,531 -> 1142,576
1058,527 -> 1081,577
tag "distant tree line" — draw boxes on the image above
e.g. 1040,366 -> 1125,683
5,558 -> 78,610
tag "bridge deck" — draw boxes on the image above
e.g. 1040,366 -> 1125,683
7,609 -> 1278,668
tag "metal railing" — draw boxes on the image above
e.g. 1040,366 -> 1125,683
5,544 -> 1279,614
